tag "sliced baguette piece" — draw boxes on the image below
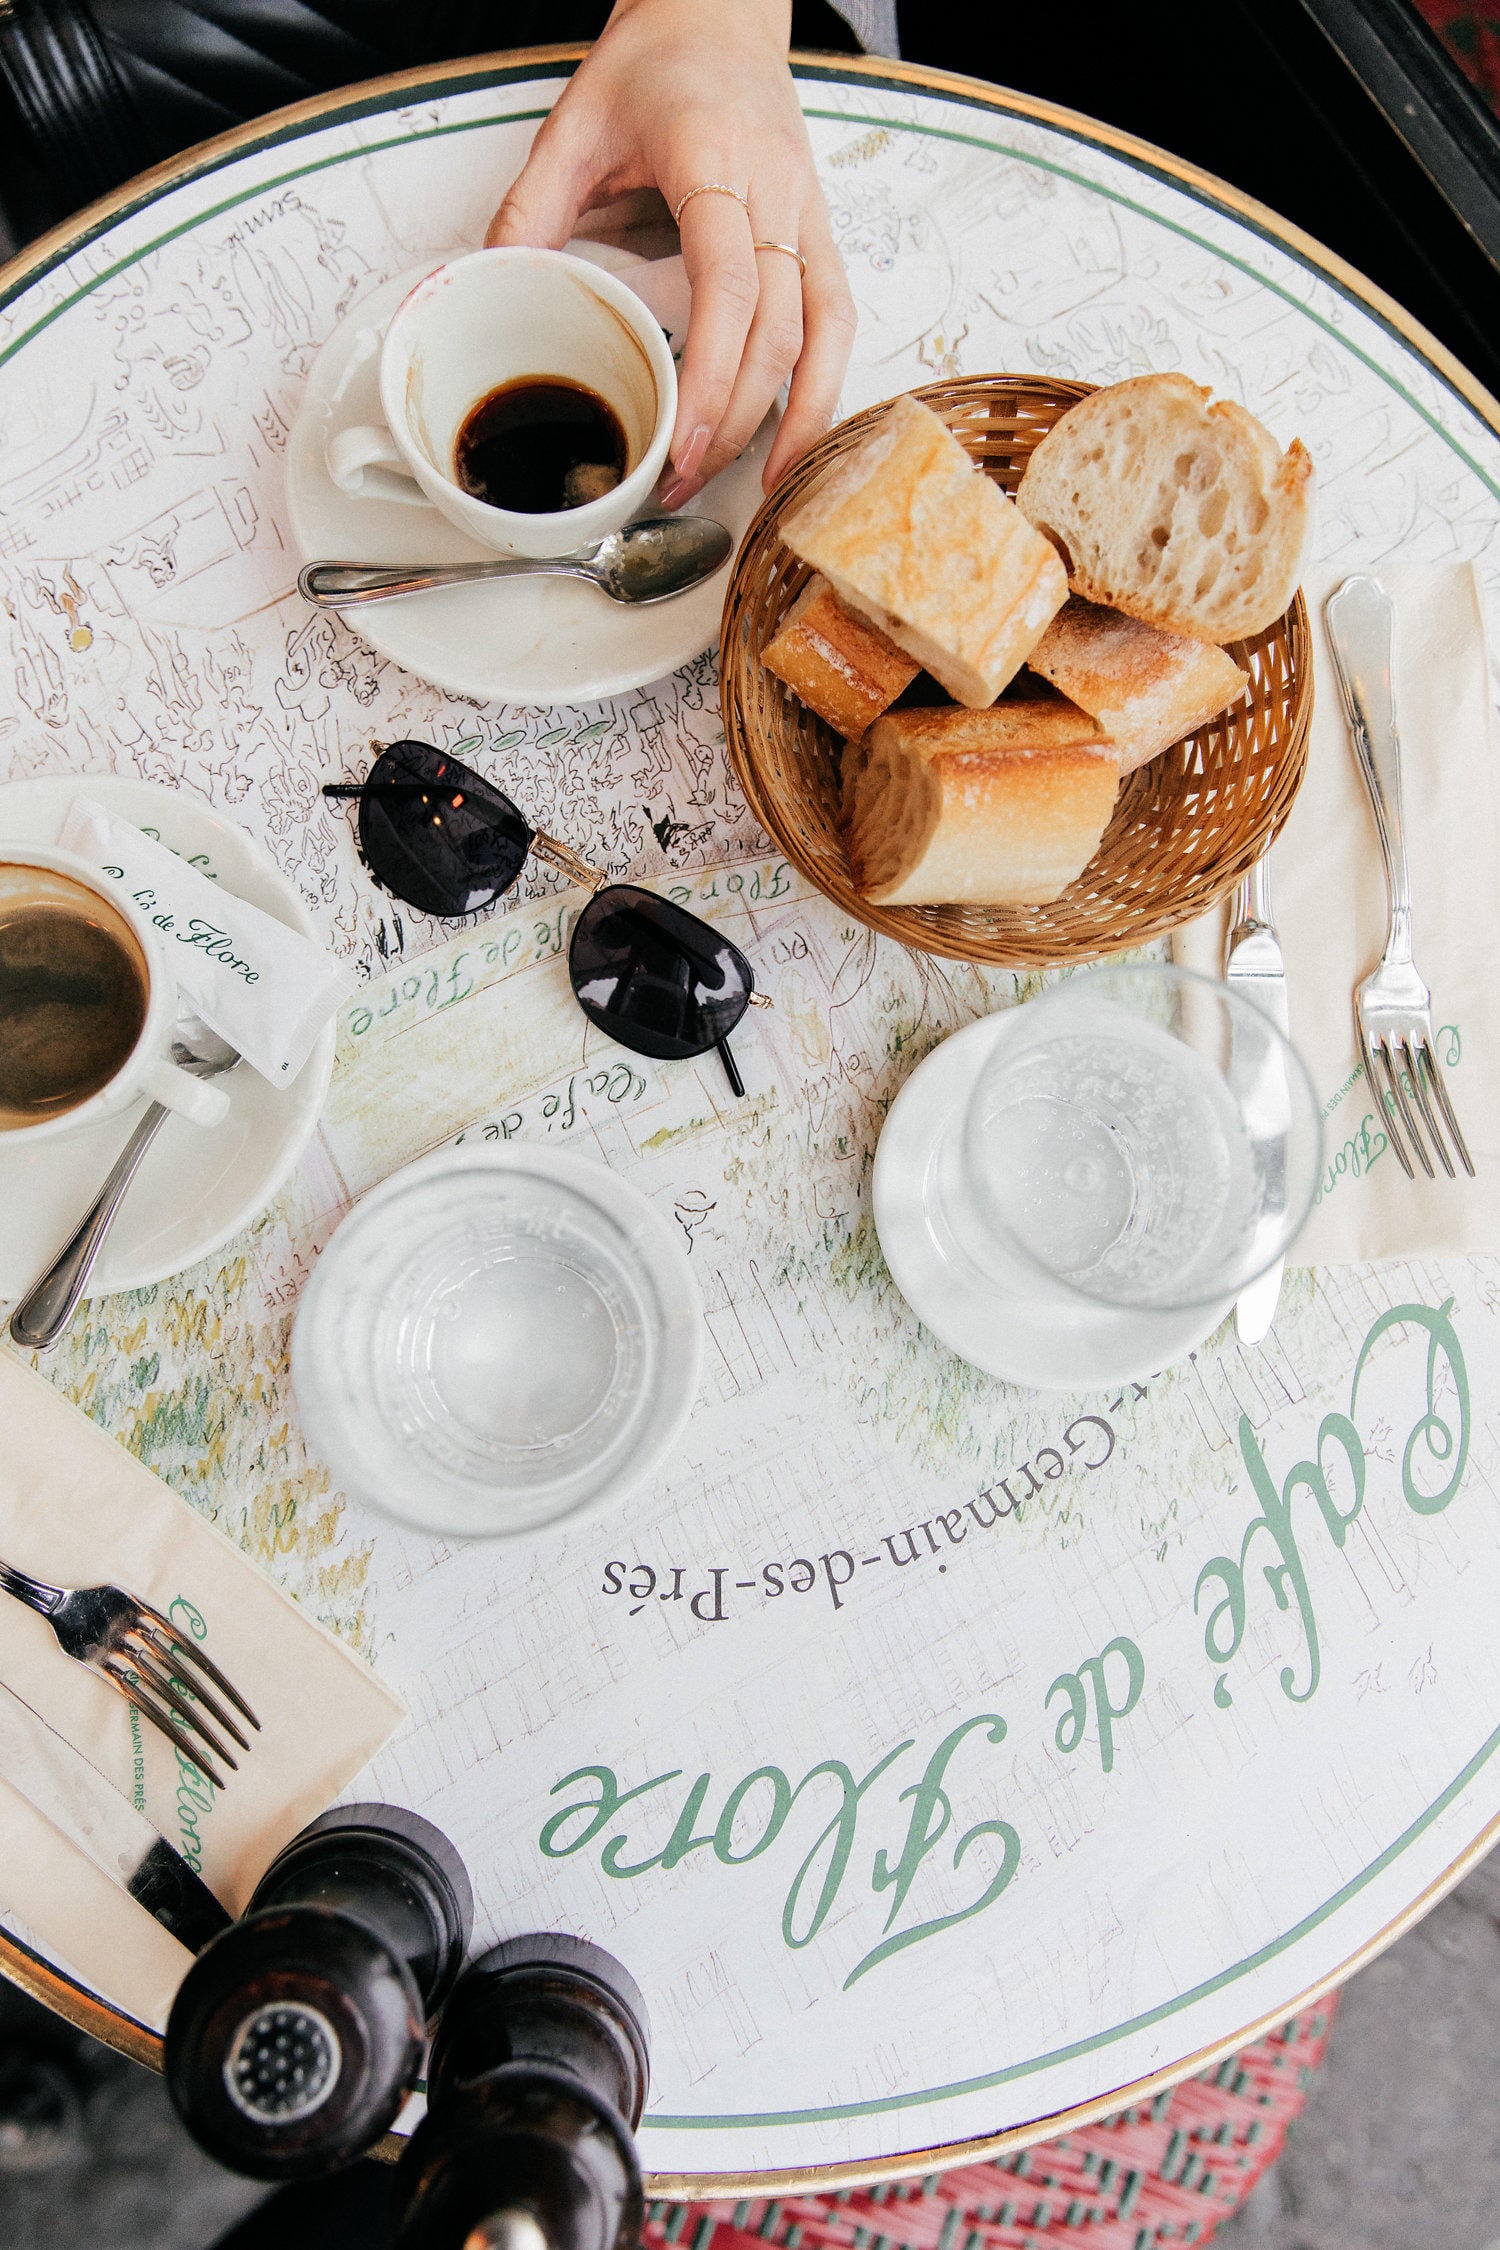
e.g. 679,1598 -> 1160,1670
1026,596 -> 1249,773
761,574 -> 920,738
781,394 -> 1068,708
846,701 -> 1120,907
1015,374 -> 1312,643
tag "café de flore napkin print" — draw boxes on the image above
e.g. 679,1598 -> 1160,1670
1175,563 -> 1499,1268
0,1351 -> 403,2030
60,797 -> 355,1086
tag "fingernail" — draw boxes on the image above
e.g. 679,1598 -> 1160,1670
659,473 -> 703,512
671,422 -> 711,481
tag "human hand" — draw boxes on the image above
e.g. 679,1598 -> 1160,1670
485,0 -> 856,508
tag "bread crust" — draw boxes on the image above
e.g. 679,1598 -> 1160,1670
846,701 -> 1120,906
1026,596 -> 1249,772
781,394 -> 1068,708
761,575 -> 920,738
1015,374 -> 1311,643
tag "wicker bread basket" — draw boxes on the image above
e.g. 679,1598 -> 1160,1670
719,376 -> 1312,969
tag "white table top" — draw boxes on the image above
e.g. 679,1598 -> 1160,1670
1,49 -> 1498,2196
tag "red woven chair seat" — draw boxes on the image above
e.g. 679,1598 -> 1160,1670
646,2002 -> 1336,2250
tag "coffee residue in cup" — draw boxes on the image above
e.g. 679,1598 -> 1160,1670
0,872 -> 148,1126
454,378 -> 627,514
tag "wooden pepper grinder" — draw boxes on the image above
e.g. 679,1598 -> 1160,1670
163,1804 -> 472,2179
392,1933 -> 650,2250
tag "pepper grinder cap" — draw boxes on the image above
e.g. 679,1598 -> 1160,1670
164,1903 -> 426,2180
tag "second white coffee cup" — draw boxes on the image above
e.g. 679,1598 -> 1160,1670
0,848 -> 230,1145
326,247 -> 678,560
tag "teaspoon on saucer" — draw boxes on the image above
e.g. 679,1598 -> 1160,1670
8,1019 -> 241,1351
298,513 -> 734,611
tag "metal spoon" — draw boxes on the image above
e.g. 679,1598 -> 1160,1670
8,1019 -> 241,1351
299,513 -> 734,612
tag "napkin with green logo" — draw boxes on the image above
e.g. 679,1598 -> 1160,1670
60,797 -> 354,1086
0,1351 -> 403,2031
1174,563 -> 1499,1267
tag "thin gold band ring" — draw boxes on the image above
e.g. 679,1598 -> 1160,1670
753,240 -> 808,278
672,182 -> 750,225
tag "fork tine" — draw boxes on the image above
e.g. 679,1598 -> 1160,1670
1372,1034 -> 1420,1177
101,1660 -> 225,1790
1418,1042 -> 1477,1178
133,1603 -> 260,1732
1403,1038 -> 1455,1179
133,1622 -> 251,1752
118,1636 -> 240,1772
1383,1040 -> 1434,1178
1360,1026 -> 1414,1178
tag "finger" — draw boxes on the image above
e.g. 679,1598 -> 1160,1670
688,241 -> 804,492
763,212 -> 856,491
670,185 -> 761,477
486,115 -> 598,249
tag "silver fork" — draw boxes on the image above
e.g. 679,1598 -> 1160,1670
1325,574 -> 1475,1181
0,1562 -> 260,1789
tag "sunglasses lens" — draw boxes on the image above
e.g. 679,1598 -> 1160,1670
569,887 -> 753,1061
356,742 -> 531,917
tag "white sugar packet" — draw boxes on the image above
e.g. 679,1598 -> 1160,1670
61,797 -> 355,1086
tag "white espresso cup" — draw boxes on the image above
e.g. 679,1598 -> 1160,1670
0,847 -> 230,1143
326,248 -> 678,560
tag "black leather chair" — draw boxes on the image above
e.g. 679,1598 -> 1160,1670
0,0 -> 862,244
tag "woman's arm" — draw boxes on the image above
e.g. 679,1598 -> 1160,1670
485,0 -> 856,506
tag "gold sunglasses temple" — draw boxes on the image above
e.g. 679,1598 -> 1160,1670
530,832 -> 608,893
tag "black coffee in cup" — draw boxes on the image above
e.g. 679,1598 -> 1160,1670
0,864 -> 149,1128
453,376 -> 627,513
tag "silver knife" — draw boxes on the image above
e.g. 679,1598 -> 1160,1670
1225,850 -> 1290,1343
0,1680 -> 231,1953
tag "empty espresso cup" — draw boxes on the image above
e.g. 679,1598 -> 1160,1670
326,248 -> 678,560
0,847 -> 229,1142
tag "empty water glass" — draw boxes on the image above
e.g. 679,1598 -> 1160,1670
936,963 -> 1321,1316
291,1146 -> 703,1538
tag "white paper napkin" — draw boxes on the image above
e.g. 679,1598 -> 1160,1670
1173,564 -> 1499,1268
59,798 -> 354,1086
0,1350 -> 404,2030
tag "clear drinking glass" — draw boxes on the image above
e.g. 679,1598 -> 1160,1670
291,1146 -> 703,1538
944,963 -> 1322,1315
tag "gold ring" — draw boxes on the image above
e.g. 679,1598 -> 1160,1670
753,239 -> 808,278
672,182 -> 750,225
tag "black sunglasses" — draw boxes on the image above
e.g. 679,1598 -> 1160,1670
324,741 -> 764,1097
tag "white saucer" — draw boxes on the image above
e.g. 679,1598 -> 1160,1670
0,776 -> 335,1301
285,259 -> 778,707
872,1016 -> 1230,1391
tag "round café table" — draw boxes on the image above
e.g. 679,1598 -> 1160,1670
1,44 -> 1499,2201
